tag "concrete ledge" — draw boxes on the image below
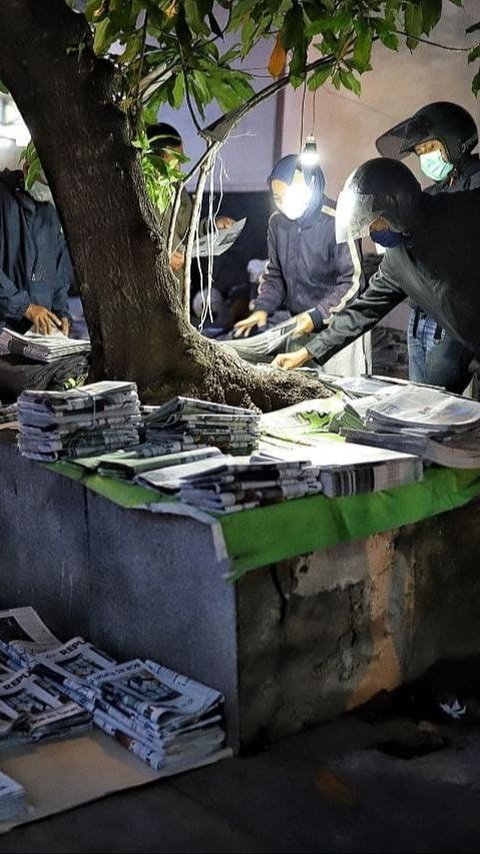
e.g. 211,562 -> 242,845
1,443 -> 480,749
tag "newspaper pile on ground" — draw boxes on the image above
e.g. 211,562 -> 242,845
0,608 -> 91,744
340,385 -> 480,468
17,381 -> 142,461
0,771 -> 27,822
136,454 -> 322,512
260,399 -> 423,497
0,328 -> 91,363
43,651 -> 226,772
143,397 -> 260,455
0,608 -> 227,774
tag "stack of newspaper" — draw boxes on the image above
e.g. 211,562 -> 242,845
0,771 -> 27,822
220,318 -> 298,364
0,667 -> 91,742
0,608 -> 227,773
341,385 -> 480,468
17,381 -> 142,461
0,402 -> 17,423
44,652 -> 226,772
255,437 -> 423,498
143,397 -> 260,455
136,454 -> 322,512
0,328 -> 91,363
70,446 -> 222,480
259,398 -> 423,497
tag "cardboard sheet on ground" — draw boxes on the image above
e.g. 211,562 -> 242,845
0,730 -> 231,834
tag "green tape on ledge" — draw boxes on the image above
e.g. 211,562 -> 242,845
44,461 -> 480,580
44,461 -> 161,509
221,467 -> 480,578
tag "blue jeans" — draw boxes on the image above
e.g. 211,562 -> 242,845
408,308 -> 472,393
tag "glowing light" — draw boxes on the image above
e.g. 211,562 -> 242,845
300,134 -> 320,167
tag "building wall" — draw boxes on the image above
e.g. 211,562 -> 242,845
280,1 -> 480,198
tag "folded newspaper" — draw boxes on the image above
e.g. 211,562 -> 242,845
255,436 -> 423,498
144,396 -> 260,455
0,608 -> 228,773
0,328 -> 91,363
136,454 -> 322,512
71,446 -> 222,480
17,381 -> 142,461
220,318 -> 299,364
340,385 -> 480,468
193,217 -> 246,258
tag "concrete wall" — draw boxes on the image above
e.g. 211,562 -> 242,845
2,443 -> 480,749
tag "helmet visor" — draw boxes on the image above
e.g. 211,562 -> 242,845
335,187 -> 378,243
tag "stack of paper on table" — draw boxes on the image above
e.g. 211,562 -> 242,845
17,381 -> 142,461
340,385 -> 480,468
136,454 -> 322,512
143,397 -> 260,455
255,435 -> 423,498
71,446 -> 223,480
0,328 -> 90,363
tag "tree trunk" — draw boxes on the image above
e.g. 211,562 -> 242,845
0,0 -> 330,409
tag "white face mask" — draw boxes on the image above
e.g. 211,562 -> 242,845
277,181 -> 312,220
28,181 -> 54,205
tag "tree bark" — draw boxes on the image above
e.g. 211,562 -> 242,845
0,0 -> 330,409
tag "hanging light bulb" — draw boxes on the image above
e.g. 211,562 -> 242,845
300,134 -> 320,167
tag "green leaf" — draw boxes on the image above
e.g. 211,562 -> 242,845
184,0 -> 210,35
404,2 -> 423,49
281,4 -> 305,51
307,64 -> 332,90
338,69 -> 361,96
171,71 -> 185,108
93,19 -> 115,54
421,0 -> 443,33
0,80 -> 9,95
208,11 -> 223,39
352,20 -> 372,72
472,69 -> 480,96
469,44 -> 480,63
306,12 -> 351,37
118,32 -> 143,64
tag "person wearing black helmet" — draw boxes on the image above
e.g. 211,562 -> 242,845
375,102 -> 480,393
272,157 -> 480,373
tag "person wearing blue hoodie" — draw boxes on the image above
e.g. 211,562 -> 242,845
233,155 -> 368,373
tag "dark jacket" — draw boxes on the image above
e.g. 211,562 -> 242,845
0,170 -> 72,331
426,153 -> 480,195
307,189 -> 480,363
253,199 -> 364,331
409,153 -> 480,313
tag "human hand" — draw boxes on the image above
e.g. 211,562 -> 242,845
233,310 -> 268,338
215,216 -> 235,230
292,312 -> 315,337
60,317 -> 70,337
272,347 -> 311,370
25,304 -> 62,335
170,251 -> 185,273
